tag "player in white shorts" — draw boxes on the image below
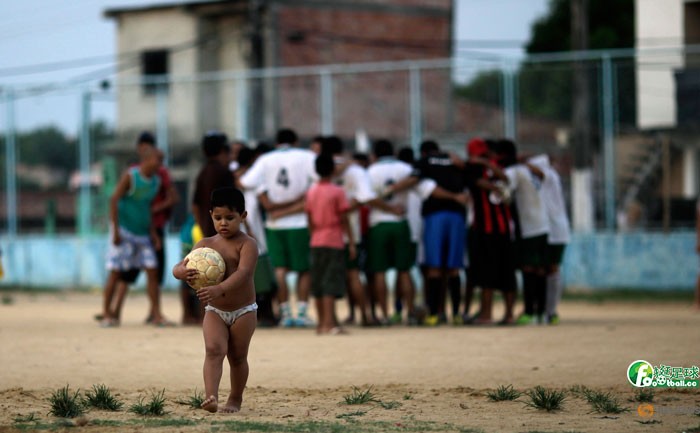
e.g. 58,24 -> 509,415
238,128 -> 317,327
529,154 -> 571,324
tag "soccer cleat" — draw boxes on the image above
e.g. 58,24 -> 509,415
390,312 -> 403,325
548,314 -> 560,325
423,315 -> 440,326
294,315 -> 315,328
279,317 -> 296,328
451,315 -> 463,326
515,314 -> 535,326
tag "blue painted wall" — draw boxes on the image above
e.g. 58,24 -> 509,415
0,232 -> 696,291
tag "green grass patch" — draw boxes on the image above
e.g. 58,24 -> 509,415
342,386 -> 378,405
128,389 -> 168,416
13,413 -> 39,423
486,384 -> 521,402
524,386 -> 566,412
377,400 -> 402,409
633,387 -> 655,403
562,289 -> 692,303
48,385 -> 85,418
581,389 -> 629,414
84,383 -> 123,411
176,388 -> 205,409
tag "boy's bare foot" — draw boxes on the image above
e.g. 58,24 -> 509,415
200,395 -> 217,413
219,396 -> 242,413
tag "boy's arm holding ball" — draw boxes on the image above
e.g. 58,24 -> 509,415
196,238 -> 259,305
172,241 -> 203,286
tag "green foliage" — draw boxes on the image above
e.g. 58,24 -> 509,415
634,387 -> 654,403
177,388 -> 204,409
487,385 -> 522,402
582,389 -> 629,414
128,389 -> 167,416
13,413 -> 39,423
84,384 -> 123,411
524,386 -> 566,412
342,386 -> 378,405
48,385 -> 85,418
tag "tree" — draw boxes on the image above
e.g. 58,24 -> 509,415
454,0 -> 635,127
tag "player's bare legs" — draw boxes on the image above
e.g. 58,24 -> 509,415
297,271 -> 310,302
694,274 -> 700,311
221,312 -> 256,413
474,288 -> 493,324
110,280 -> 130,323
397,271 -> 415,318
373,272 -> 389,323
201,311 -> 228,412
347,269 -> 369,325
145,268 -> 170,325
100,271 -> 120,326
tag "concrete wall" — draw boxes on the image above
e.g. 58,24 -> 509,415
0,232 -> 696,291
635,0 -> 684,129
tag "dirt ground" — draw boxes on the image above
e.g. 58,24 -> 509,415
0,291 -> 698,433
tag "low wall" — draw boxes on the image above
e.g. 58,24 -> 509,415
0,232 -> 696,291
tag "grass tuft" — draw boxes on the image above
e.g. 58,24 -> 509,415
13,413 -> 39,423
524,386 -> 566,412
582,389 -> 629,414
342,386 -> 378,405
378,400 -> 402,410
84,384 -> 123,411
336,410 -> 367,419
48,385 -> 85,418
487,385 -> 521,402
633,387 -> 654,403
178,388 -> 204,409
128,389 -> 167,416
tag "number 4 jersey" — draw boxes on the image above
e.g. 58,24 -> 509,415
240,145 -> 317,229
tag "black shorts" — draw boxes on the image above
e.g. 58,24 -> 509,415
467,229 -> 516,292
310,247 -> 346,298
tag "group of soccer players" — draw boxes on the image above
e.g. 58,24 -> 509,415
224,127 -> 571,329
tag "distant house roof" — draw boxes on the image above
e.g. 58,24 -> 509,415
104,0 -> 233,18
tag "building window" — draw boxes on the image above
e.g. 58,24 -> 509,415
141,49 -> 169,95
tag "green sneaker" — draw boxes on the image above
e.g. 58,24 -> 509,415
515,314 -> 534,326
390,312 -> 403,324
451,315 -> 463,326
423,315 -> 440,326
548,314 -> 560,325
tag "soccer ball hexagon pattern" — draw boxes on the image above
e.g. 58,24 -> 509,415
184,247 -> 226,290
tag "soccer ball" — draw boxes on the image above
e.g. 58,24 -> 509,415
184,247 -> 226,290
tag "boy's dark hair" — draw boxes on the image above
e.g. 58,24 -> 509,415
210,187 -> 246,213
397,146 -> 415,164
237,146 -> 255,167
321,135 -> 344,155
494,138 -> 518,167
373,139 -> 394,158
276,128 -> 298,145
315,153 -> 335,177
202,131 -> 229,158
419,140 -> 439,155
352,152 -> 369,163
137,131 -> 156,146
255,141 -> 273,155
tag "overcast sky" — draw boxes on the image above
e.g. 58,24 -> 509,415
0,0 -> 549,132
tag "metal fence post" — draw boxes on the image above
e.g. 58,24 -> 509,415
601,54 -> 616,230
409,66 -> 423,152
78,88 -> 92,235
501,60 -> 516,140
156,83 -> 170,166
320,69 -> 334,136
4,87 -> 17,240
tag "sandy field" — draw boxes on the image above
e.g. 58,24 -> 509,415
0,291 -> 698,433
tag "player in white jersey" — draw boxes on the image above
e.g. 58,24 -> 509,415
238,128 -> 316,327
234,145 -> 278,327
529,154 -> 571,324
366,139 -> 466,325
498,139 -> 550,325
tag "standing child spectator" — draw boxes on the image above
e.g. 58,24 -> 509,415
193,131 -> 235,238
173,187 -> 258,413
306,153 -> 355,334
99,145 -> 171,327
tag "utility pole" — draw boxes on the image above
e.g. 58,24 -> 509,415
249,0 -> 265,139
570,0 -> 595,231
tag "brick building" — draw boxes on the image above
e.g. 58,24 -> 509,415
105,0 -> 453,147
